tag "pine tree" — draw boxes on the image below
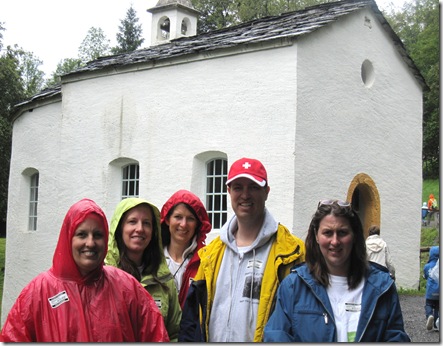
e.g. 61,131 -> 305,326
112,6 -> 144,54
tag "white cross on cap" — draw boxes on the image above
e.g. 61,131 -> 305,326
242,162 -> 252,169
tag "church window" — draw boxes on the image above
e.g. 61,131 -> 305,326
181,19 -> 188,35
206,159 -> 228,229
361,59 -> 375,87
160,18 -> 170,39
122,164 -> 139,199
29,173 -> 39,231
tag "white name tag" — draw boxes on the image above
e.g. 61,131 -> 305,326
345,302 -> 361,312
48,290 -> 69,308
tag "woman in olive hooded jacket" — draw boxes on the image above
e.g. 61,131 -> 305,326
105,198 -> 181,341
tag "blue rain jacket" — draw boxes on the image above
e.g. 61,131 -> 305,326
264,262 -> 410,342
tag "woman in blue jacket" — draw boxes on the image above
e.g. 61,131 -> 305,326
264,199 -> 410,342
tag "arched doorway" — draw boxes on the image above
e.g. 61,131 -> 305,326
347,173 -> 380,238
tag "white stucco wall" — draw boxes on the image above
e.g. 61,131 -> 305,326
2,8 -> 424,324
4,100 -> 65,318
293,9 -> 423,288
2,43 -> 300,323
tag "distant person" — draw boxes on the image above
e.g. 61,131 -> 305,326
160,189 -> 212,308
427,194 -> 439,226
422,202 -> 429,226
264,199 -> 410,342
179,157 -> 306,342
428,194 -> 438,211
365,225 -> 395,279
424,246 -> 439,331
0,198 -> 169,342
105,197 -> 181,341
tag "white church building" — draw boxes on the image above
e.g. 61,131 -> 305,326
2,0 -> 426,323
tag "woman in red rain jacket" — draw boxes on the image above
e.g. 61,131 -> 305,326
160,190 -> 212,308
1,198 -> 169,342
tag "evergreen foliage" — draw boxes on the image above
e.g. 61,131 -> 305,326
112,6 -> 144,54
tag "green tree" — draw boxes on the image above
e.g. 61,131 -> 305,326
45,58 -> 84,87
14,47 -> 45,98
384,0 -> 439,178
0,44 -> 25,223
112,5 -> 144,54
191,0 -> 334,32
78,27 -> 110,64
191,0 -> 239,33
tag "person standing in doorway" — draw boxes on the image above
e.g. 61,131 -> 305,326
365,225 -> 396,280
179,157 -> 306,342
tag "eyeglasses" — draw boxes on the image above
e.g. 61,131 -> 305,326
317,199 -> 351,208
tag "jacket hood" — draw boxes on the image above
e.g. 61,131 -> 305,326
365,234 -> 384,253
221,207 -> 277,252
160,190 -> 212,247
106,198 -> 166,272
50,198 -> 109,283
429,246 -> 439,262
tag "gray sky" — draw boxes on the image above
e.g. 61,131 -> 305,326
0,0 -> 406,78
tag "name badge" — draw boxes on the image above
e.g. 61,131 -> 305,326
345,302 -> 361,312
48,290 -> 69,308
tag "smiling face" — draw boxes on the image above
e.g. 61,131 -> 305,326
121,204 -> 153,265
316,214 -> 354,276
71,214 -> 106,276
228,177 -> 269,223
166,203 -> 198,247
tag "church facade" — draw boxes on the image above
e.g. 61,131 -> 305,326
2,0 -> 426,323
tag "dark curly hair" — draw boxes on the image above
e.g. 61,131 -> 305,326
305,200 -> 368,289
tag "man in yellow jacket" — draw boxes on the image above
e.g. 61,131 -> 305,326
179,157 -> 305,342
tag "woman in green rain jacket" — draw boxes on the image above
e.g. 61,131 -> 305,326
106,198 -> 181,341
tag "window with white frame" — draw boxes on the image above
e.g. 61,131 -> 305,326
122,164 -> 139,199
29,173 -> 39,231
206,159 -> 228,229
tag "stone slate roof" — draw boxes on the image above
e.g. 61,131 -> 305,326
17,0 -> 426,110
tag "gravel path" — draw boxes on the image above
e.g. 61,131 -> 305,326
400,295 -> 440,342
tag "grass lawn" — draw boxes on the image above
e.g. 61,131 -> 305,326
422,179 -> 439,204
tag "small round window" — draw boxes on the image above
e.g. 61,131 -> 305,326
361,59 -> 375,87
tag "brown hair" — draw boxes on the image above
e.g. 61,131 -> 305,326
305,201 -> 369,289
368,225 -> 380,236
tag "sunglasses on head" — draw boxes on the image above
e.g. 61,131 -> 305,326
317,199 -> 351,208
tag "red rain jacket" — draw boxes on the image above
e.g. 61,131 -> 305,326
161,190 -> 212,308
1,198 -> 169,342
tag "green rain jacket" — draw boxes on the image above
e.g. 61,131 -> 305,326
105,198 -> 181,342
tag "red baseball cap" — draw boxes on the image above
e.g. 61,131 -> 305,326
226,158 -> 268,187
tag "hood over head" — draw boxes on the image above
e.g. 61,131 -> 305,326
51,198 -> 109,283
106,197 -> 163,267
160,190 -> 211,248
429,246 -> 440,262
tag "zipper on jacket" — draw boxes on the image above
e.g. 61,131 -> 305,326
323,313 -> 328,324
357,279 -> 394,342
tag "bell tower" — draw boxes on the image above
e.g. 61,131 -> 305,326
147,0 -> 200,46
